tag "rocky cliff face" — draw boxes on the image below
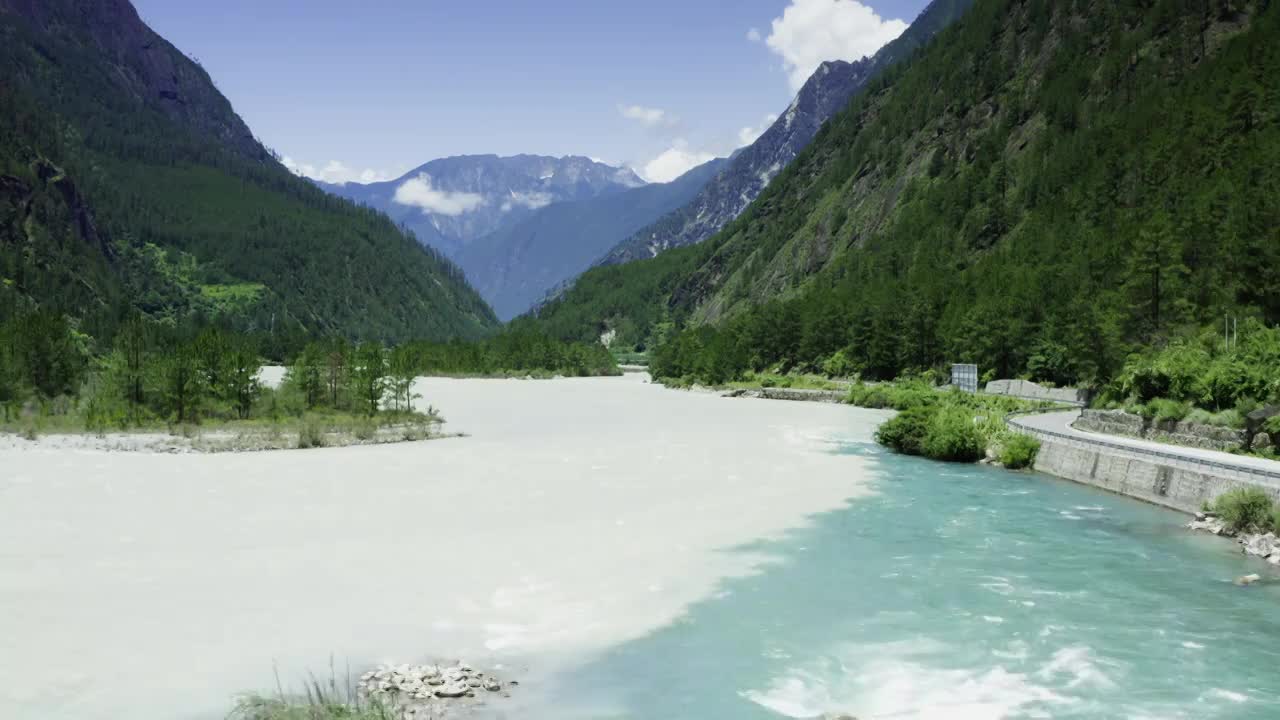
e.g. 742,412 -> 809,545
597,0 -> 975,266
320,155 -> 646,259
0,0 -> 267,161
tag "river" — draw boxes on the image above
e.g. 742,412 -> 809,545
2,374 -> 1278,719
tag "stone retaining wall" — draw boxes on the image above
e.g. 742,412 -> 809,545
1075,409 -> 1248,452
984,379 -> 1087,405
756,388 -> 848,403
1033,439 -> 1280,514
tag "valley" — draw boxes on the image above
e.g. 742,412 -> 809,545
3,0 -> 1280,719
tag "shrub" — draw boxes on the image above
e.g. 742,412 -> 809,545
847,382 -> 891,408
1266,415 -> 1280,435
1183,408 -> 1244,428
821,350 -> 859,378
1212,488 -> 1274,533
353,419 -> 377,441
1000,434 -> 1041,469
921,405 -> 985,462
297,422 -> 325,449
1137,397 -> 1192,423
874,405 -> 932,456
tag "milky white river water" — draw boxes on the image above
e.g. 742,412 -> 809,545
0,373 -> 882,719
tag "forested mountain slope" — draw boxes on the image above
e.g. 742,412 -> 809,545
533,0 -> 1280,385
457,157 -> 728,321
0,0 -> 497,347
596,0 -> 976,267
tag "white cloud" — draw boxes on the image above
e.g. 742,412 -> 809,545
764,0 -> 907,90
501,190 -> 555,213
639,140 -> 717,183
281,156 -> 397,185
746,27 -> 763,42
737,113 -> 779,147
392,173 -> 485,216
618,103 -> 678,129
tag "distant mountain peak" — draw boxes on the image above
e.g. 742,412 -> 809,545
317,153 -> 647,258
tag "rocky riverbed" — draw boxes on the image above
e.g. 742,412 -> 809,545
357,662 -> 515,716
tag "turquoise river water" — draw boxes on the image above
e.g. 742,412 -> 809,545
530,439 -> 1280,720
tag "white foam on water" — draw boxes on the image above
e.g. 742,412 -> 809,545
1181,641 -> 1206,650
742,659 -> 1069,720
1035,646 -> 1117,690
740,640 -> 1080,720
1203,688 -> 1248,703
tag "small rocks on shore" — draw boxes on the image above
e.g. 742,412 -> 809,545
357,661 -> 512,715
1187,513 -> 1280,572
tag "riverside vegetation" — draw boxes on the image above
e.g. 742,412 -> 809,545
0,308 -> 616,449
849,379 -> 1046,466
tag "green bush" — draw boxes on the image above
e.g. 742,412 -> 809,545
1266,415 -> 1280,434
921,405 -> 985,462
875,404 -> 985,462
1183,407 -> 1244,428
847,382 -> 891,408
821,350 -> 859,378
1212,488 -> 1274,533
874,406 -> 932,456
1136,397 -> 1192,423
1000,434 -> 1041,469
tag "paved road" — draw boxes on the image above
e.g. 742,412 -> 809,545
1013,409 -> 1280,481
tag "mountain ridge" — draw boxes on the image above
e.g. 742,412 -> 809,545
0,0 -> 497,346
318,154 -> 645,259
595,0 -> 976,267
531,0 -> 1280,387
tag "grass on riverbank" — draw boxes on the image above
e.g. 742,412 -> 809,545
230,695 -> 394,720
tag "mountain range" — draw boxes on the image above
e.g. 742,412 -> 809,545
318,155 -> 645,259
0,0 -> 495,346
455,157 -> 728,320
321,0 -> 974,321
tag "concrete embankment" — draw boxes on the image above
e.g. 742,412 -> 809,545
1013,413 -> 1280,514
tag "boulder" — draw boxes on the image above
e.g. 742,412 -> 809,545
1252,432 -> 1273,452
484,679 -> 501,692
1187,517 -> 1230,536
1243,533 -> 1278,557
435,684 -> 469,698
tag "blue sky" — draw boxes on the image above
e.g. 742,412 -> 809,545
134,0 -> 930,183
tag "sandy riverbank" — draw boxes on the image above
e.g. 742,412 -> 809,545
0,372 -> 886,720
